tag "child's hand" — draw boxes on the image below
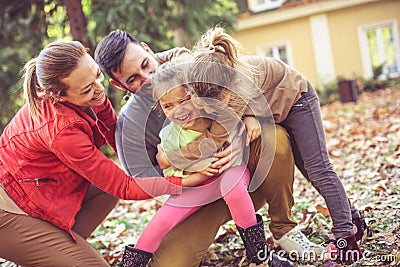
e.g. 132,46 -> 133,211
243,116 -> 261,146
156,144 -> 171,169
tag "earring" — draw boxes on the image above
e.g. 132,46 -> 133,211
50,91 -> 61,104
123,90 -> 130,101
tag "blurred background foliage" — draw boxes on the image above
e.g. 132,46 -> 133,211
0,0 -> 238,133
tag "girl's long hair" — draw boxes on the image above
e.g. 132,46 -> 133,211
188,27 -> 259,115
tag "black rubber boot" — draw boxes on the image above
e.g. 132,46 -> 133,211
236,214 -> 294,267
120,245 -> 152,267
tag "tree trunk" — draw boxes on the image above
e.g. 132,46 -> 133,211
63,0 -> 119,107
174,28 -> 191,48
64,0 -> 93,54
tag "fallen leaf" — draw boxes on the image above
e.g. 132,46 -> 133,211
315,204 -> 331,217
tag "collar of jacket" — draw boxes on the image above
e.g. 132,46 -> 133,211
59,102 -> 98,127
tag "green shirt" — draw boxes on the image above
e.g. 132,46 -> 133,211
160,122 -> 242,178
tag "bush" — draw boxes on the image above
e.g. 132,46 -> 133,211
318,81 -> 339,105
317,71 -> 400,105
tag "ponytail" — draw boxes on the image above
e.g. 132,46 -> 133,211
189,27 -> 260,116
197,27 -> 241,68
23,58 -> 43,120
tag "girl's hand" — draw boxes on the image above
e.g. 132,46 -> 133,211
156,144 -> 171,170
243,116 -> 261,146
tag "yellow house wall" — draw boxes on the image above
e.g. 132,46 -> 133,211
233,18 -> 318,84
233,0 -> 400,86
328,0 -> 400,79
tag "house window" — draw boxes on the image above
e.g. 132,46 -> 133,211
359,20 -> 400,78
248,0 -> 284,13
258,43 -> 291,65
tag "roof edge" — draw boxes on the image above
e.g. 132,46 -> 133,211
238,0 -> 379,31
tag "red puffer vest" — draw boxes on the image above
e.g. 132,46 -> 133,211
0,98 -> 181,240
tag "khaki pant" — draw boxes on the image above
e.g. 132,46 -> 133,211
0,185 -> 119,266
151,124 -> 296,267
0,125 -> 296,266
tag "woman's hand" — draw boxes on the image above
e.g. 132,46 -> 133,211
243,116 -> 261,146
156,144 -> 171,170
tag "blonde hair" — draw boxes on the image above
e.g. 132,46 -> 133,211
23,41 -> 87,119
152,55 -> 191,100
188,27 -> 258,115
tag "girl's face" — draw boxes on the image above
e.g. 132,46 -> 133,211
158,86 -> 201,129
60,53 -> 106,109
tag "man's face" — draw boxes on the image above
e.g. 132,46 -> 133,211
111,42 -> 159,94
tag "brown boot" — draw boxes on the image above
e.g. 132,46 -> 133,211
322,235 -> 363,266
353,213 -> 369,244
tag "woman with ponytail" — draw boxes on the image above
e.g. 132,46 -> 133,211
0,41 -> 211,266
174,27 -> 367,267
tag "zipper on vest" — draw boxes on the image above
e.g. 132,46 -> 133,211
18,178 -> 56,186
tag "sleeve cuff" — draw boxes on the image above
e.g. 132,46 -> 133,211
165,176 -> 183,195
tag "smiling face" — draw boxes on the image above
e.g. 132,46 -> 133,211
111,42 -> 159,94
60,53 -> 106,108
158,85 -> 204,130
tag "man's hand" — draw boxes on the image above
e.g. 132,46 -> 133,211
243,116 -> 261,146
156,144 -> 171,170
198,165 -> 220,177
212,132 -> 245,174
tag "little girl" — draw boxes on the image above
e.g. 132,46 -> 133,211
180,27 -> 366,267
121,60 -> 293,267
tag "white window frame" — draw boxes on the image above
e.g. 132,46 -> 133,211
257,41 -> 293,66
248,0 -> 285,13
358,19 -> 400,79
